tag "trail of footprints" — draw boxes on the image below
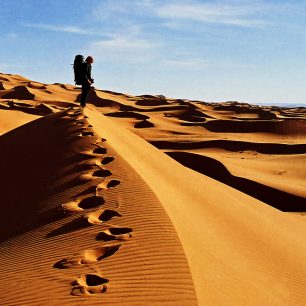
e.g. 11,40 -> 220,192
54,107 -> 133,297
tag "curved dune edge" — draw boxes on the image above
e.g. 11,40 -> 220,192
166,151 -> 306,211
85,105 -> 306,305
0,109 -> 40,135
1,72 -> 306,304
0,107 -> 197,305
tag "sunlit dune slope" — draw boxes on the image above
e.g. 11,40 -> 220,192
1,72 -> 306,305
86,105 -> 306,305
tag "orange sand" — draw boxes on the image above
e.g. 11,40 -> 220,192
1,72 -> 306,305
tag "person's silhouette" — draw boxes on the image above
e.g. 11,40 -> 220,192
80,56 -> 94,107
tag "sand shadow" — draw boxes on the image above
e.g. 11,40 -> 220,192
151,140 -> 306,155
46,216 -> 91,238
167,151 -> 306,212
203,119 -> 306,134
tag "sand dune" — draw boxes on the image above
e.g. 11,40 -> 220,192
85,105 -> 306,305
1,72 -> 306,305
0,108 -> 40,135
166,151 -> 306,211
1,85 -> 36,100
0,106 -> 196,305
150,139 -> 306,154
202,118 -> 306,134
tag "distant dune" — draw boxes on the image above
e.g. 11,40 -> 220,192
1,72 -> 306,305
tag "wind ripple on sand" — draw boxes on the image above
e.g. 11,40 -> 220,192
0,107 -> 197,305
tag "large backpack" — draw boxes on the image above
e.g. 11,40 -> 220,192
73,54 -> 84,85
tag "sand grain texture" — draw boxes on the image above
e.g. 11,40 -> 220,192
1,72 -> 306,305
0,107 -> 196,305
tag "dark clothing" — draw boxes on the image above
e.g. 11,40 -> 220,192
80,82 -> 91,107
83,62 -> 93,84
80,62 -> 93,107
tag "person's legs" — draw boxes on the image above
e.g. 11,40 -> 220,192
80,83 -> 91,107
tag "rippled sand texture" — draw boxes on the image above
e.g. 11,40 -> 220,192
1,72 -> 306,305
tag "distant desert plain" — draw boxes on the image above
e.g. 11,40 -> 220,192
1,72 -> 306,305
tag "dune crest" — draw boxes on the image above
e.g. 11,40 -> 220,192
0,105 -> 196,305
1,72 -> 306,305
85,105 -> 306,305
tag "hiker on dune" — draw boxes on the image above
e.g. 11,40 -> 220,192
80,56 -> 94,108
74,55 -> 94,108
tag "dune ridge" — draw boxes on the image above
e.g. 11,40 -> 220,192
1,72 -> 306,305
0,106 -> 197,305
85,105 -> 306,305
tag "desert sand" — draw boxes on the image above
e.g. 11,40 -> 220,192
0,72 -> 306,305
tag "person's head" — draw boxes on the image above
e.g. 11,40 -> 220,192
86,56 -> 94,64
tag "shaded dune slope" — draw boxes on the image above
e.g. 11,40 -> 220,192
1,85 -> 35,100
167,151 -> 306,211
0,107 -> 197,305
211,102 -> 306,119
0,99 -> 55,116
150,139 -> 306,154
0,108 -> 40,136
0,73 -> 79,108
2,72 -> 306,305
203,118 -> 306,134
0,110 -> 81,241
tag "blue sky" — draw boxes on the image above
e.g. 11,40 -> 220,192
1,0 -> 306,104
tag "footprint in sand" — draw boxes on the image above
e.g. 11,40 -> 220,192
81,131 -> 95,137
101,156 -> 115,165
81,158 -> 102,166
54,245 -> 121,269
67,112 -> 83,118
79,148 -> 107,158
76,115 -> 86,120
62,196 -> 105,213
96,179 -> 120,191
66,112 -> 77,117
78,168 -> 112,182
60,115 -> 73,121
77,173 -> 94,182
47,208 -> 121,237
93,147 -> 107,154
75,121 -> 86,126
71,274 -> 109,296
96,227 -> 132,241
78,196 -> 105,209
92,169 -> 112,178
86,209 -> 122,225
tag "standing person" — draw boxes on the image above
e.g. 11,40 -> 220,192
80,56 -> 94,108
